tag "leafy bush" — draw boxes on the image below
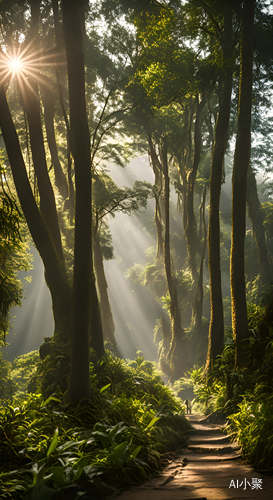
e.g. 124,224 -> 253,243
0,352 -> 190,498
10,350 -> 40,399
0,352 -> 13,400
180,302 -> 273,471
227,394 -> 273,470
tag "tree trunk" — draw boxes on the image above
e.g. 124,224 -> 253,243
89,272 -> 105,358
41,86 -> 69,200
21,1 -> 64,264
230,0 -> 255,368
93,235 -> 118,352
192,187 -> 207,332
0,89 -> 72,343
247,167 -> 272,284
161,139 -> 184,376
206,3 -> 233,371
62,0 -> 104,402
22,85 -> 64,262
148,136 -> 164,259
185,97 -> 204,286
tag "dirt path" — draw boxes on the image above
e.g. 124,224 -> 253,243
116,414 -> 273,499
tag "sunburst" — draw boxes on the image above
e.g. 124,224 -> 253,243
7,56 -> 24,75
0,42 -> 64,94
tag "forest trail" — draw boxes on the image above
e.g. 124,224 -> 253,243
116,414 -> 273,500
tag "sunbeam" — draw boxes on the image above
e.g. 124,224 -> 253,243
5,248 -> 54,360
104,156 -> 159,359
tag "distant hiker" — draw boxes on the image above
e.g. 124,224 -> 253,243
185,399 -> 191,415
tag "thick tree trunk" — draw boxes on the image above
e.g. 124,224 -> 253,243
230,0 -> 255,368
247,167 -> 272,284
62,0 -> 104,402
206,4 -> 233,371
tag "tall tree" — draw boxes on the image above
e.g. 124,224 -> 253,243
206,1 -> 234,371
160,138 -> 185,376
230,0 -> 256,368
0,0 -> 105,402
61,0 -> 104,402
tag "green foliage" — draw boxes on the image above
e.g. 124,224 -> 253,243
0,352 -> 13,400
180,300 -> 273,471
0,352 -> 190,498
0,187 -> 31,344
10,350 -> 40,401
227,394 -> 273,470
93,174 -> 153,219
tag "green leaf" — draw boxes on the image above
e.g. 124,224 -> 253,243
41,395 -> 62,408
100,383 -> 111,393
145,415 -> 160,431
47,428 -> 59,458
111,441 -> 128,464
130,445 -> 142,459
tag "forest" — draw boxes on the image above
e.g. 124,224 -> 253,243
0,0 -> 273,498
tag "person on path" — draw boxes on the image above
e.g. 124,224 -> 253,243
185,399 -> 191,414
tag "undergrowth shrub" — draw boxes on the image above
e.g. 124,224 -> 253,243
0,351 -> 190,499
227,394 -> 273,470
177,307 -> 273,471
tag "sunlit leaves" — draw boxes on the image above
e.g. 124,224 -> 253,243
46,428 -> 59,458
93,174 -> 153,220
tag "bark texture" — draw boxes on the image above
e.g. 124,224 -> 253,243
0,90 -> 71,342
93,236 -> 117,351
206,3 -> 233,371
230,0 -> 255,368
247,167 -> 272,284
161,140 -> 184,376
62,0 -> 104,402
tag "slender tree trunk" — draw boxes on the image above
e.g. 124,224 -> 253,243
192,187 -> 207,332
247,167 -> 272,284
230,0 -> 255,368
22,86 -> 64,262
62,0 -> 104,402
0,89 -> 71,343
52,0 -> 75,221
41,87 -> 69,199
158,313 -> 172,376
93,235 -> 117,351
89,273 -> 105,358
148,136 -> 164,259
185,97 -> 204,286
206,4 -> 233,371
161,140 -> 184,375
22,0 -> 64,263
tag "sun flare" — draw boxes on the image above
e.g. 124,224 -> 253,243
0,43 -> 63,91
7,56 -> 24,75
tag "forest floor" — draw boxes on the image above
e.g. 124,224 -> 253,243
116,414 -> 273,500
